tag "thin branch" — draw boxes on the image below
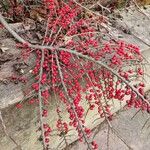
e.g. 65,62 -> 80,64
107,124 -> 110,150
53,93 -> 69,148
97,1 -> 111,13
72,0 -> 108,20
74,55 -> 112,126
55,51 -> 93,150
131,109 -> 141,120
38,48 -> 47,149
132,0 -> 150,20
37,17 -> 53,150
0,13 -> 26,43
0,13 -> 53,49
142,116 -> 150,130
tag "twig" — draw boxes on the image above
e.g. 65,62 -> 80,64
74,55 -> 112,127
132,0 -> 150,20
89,1 -> 111,13
38,47 -> 47,149
120,21 -> 150,47
53,93 -> 69,149
0,13 -> 53,49
55,51 -> 93,150
107,124 -> 110,150
30,17 -> 52,149
0,13 -> 26,43
142,116 -> 150,130
97,1 -> 111,13
37,17 -> 52,150
131,32 -> 150,47
131,109 -> 141,120
72,0 -> 108,20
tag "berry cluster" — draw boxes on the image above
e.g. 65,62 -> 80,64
17,0 -> 149,149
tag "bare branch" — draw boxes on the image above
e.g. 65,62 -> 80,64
0,13 -> 26,43
38,47 -> 47,149
72,0 -> 108,19
132,0 -> 150,20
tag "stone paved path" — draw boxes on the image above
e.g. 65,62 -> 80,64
71,108 -> 150,150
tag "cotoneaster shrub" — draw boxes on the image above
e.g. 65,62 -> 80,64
3,0 -> 149,150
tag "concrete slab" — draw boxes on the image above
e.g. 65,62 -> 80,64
70,108 -> 150,150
